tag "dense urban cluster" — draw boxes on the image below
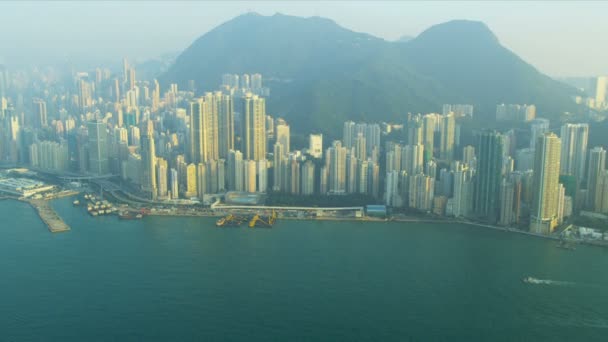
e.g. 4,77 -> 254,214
0,60 -> 608,235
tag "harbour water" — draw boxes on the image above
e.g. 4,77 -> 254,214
1,197 -> 607,341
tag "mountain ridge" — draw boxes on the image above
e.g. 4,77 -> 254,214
160,13 -> 579,135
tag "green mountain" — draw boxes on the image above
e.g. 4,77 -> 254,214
160,13 -> 579,135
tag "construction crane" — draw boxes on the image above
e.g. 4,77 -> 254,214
249,210 -> 277,228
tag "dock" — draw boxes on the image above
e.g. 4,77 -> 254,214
28,199 -> 71,233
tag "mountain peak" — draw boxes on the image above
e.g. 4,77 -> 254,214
413,19 -> 499,45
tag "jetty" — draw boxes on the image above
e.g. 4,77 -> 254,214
28,199 -> 71,233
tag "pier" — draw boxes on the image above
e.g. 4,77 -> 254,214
28,199 -> 71,233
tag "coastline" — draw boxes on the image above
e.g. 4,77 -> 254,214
4,194 -> 606,248
143,208 -> 608,248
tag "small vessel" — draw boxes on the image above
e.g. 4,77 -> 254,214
118,211 -> 143,220
523,277 -> 540,284
556,240 -> 576,251
73,200 -> 80,206
216,214 -> 245,227
216,217 -> 226,227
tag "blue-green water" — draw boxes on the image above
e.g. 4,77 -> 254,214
1,198 -> 608,341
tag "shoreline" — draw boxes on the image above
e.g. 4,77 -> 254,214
145,209 -> 608,247
4,195 -> 607,248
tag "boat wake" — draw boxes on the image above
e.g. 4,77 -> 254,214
522,277 -> 576,286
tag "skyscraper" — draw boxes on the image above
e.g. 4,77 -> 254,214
257,159 -> 268,193
217,93 -> 234,159
32,98 -> 47,128
87,121 -> 109,175
346,153 -> 358,193
422,113 -> 438,162
301,160 -> 315,195
499,178 -> 515,226
529,118 -> 550,149
452,168 -> 474,218
227,149 -> 244,192
244,160 -> 257,193
241,93 -> 266,161
275,119 -> 290,157
473,131 -> 504,222
407,115 -> 424,146
251,73 -> 262,92
170,168 -> 179,199
530,133 -> 561,234
402,144 -> 424,176
140,121 -> 157,199
273,143 -> 284,192
156,158 -> 168,199
409,174 -> 434,211
385,170 -> 400,207
189,94 -> 219,163
587,146 -> 607,209
560,123 -> 589,183
354,133 -> 366,161
439,113 -> 455,162
594,76 -> 607,108
328,141 -> 347,194
343,121 -> 356,149
308,134 -> 323,158
185,163 -> 197,198
462,145 -> 476,168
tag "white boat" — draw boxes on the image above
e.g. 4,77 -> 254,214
522,277 -> 544,284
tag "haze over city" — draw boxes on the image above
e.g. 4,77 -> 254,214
0,1 -> 607,76
1,1 -> 608,341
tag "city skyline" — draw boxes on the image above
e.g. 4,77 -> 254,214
2,3 -> 608,340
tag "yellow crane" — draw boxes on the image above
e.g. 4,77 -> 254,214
249,210 -> 277,228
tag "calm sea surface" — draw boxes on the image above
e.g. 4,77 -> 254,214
1,197 -> 607,341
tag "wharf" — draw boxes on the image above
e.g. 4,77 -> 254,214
28,199 -> 71,233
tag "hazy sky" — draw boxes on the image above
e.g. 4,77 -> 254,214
0,1 -> 606,77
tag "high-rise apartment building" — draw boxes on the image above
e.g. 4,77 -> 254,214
402,144 -> 424,176
301,160 -> 315,195
189,94 -> 219,163
328,141 -> 347,194
439,113 -> 455,162
587,146 -> 606,210
156,158 -> 168,199
241,93 -> 266,161
530,133 -> 561,234
530,118 -> 550,149
32,98 -> 47,128
275,119 -> 290,157
308,134 -> 323,158
593,76 -> 607,108
140,121 -> 157,199
560,123 -> 589,183
217,93 -> 234,159
473,131 -> 504,222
